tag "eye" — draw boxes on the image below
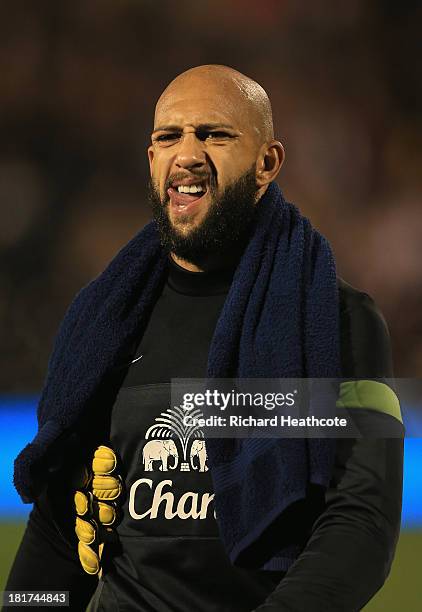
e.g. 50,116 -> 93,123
154,133 -> 180,143
201,130 -> 232,141
208,131 -> 231,139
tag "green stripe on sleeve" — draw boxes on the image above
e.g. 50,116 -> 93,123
336,380 -> 402,424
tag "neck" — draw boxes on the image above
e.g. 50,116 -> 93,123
170,253 -> 203,272
170,243 -> 246,274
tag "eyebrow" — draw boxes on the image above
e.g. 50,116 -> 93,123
152,123 -> 236,134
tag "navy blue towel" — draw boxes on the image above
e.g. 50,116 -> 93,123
14,181 -> 340,571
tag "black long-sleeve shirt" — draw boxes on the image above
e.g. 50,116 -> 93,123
5,258 -> 403,611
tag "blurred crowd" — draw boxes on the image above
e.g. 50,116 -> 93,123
1,0 -> 421,390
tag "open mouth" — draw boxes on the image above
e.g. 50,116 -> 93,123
167,181 -> 209,213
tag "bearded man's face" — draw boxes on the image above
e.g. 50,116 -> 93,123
147,71 -> 269,268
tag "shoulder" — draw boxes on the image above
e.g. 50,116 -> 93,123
337,277 -> 394,378
337,277 -> 388,332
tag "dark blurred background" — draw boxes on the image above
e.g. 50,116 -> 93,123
1,0 -> 421,391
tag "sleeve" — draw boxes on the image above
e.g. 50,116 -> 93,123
253,283 -> 404,611
5,378 -> 119,611
4,427 -> 103,611
4,490 -> 98,611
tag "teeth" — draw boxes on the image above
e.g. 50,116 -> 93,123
177,184 -> 204,194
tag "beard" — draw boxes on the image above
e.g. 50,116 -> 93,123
148,165 -> 259,270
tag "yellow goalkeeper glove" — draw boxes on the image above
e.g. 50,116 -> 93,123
74,445 -> 122,577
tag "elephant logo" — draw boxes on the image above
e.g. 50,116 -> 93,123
141,406 -> 208,473
142,439 -> 179,472
190,439 -> 208,472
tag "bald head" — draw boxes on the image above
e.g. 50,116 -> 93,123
155,64 -> 274,144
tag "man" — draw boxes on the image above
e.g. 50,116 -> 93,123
6,65 -> 403,611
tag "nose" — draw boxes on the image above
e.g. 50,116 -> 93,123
175,132 -> 206,171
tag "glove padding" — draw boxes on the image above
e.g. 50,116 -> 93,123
74,445 -> 122,576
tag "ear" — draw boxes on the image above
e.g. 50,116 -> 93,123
256,140 -> 285,188
147,145 -> 154,176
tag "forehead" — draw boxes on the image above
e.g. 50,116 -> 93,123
154,78 -> 250,129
